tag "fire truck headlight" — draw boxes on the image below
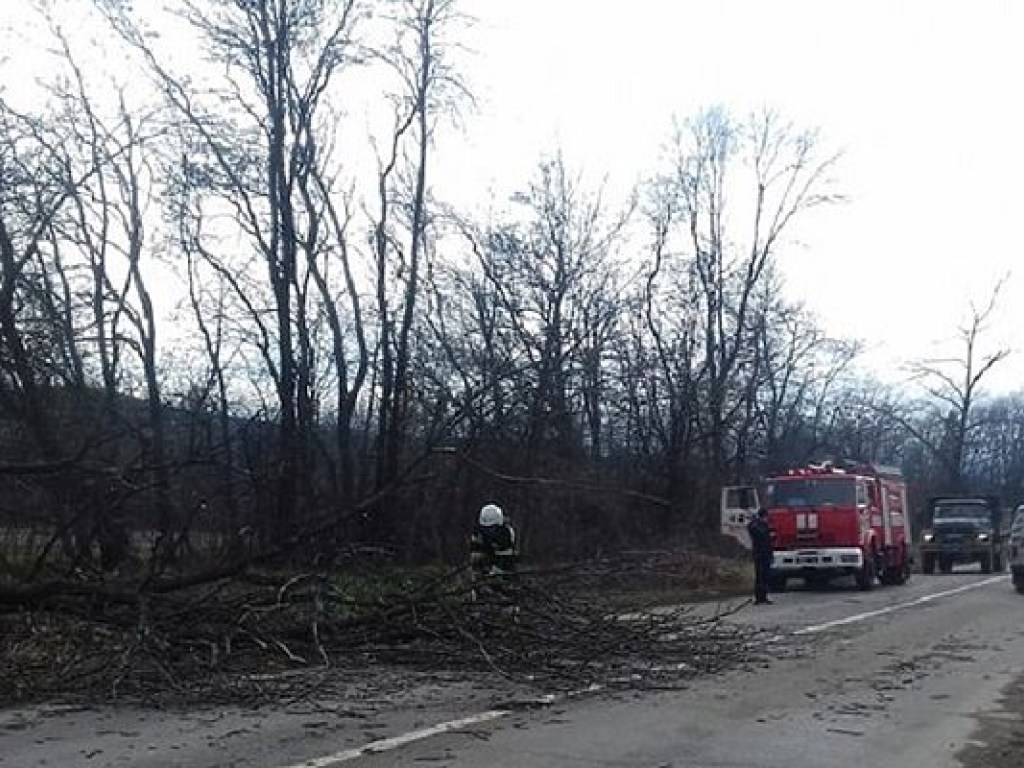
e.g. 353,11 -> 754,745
922,532 -> 934,543
976,532 -> 990,541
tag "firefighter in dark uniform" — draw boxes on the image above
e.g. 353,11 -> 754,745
747,507 -> 774,605
469,503 -> 518,599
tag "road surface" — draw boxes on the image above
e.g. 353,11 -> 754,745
3,569 -> 1023,767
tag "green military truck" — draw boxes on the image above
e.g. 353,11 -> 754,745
919,495 -> 1004,574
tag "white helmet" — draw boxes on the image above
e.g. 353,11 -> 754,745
478,503 -> 504,527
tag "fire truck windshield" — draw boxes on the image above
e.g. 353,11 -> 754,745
768,477 -> 856,507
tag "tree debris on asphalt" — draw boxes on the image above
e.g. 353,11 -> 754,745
1,550 -> 766,707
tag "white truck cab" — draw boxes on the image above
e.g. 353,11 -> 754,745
721,485 -> 760,550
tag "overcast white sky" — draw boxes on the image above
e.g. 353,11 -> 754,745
443,0 -> 1024,392
2,1 -> 1022,392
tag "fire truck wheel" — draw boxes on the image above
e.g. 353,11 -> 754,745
768,573 -> 787,592
981,552 -> 993,574
890,549 -> 911,585
922,553 -> 936,574
882,565 -> 908,586
855,555 -> 876,591
993,553 -> 1004,572
938,556 -> 954,574
899,562 -> 911,584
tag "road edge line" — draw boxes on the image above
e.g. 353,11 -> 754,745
281,709 -> 509,767
793,575 -> 1006,635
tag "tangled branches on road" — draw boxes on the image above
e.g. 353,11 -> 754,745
398,576 -> 758,691
0,552 -> 763,706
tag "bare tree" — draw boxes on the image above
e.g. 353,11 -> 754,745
649,107 -> 842,509
0,81 -> 135,569
466,156 -> 630,464
748,279 -> 861,471
370,0 -> 471,511
968,394 -> 1024,502
98,0 -> 366,538
906,281 -> 1011,490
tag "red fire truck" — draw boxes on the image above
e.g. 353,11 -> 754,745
721,461 -> 913,590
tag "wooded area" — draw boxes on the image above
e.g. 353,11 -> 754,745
1,0 -> 1020,703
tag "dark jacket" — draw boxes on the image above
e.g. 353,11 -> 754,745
470,523 -> 517,573
747,514 -> 774,560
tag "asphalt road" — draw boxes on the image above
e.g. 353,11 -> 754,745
4,568 -> 1023,767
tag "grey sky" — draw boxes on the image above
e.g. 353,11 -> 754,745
445,0 -> 1024,390
2,0 -> 1022,389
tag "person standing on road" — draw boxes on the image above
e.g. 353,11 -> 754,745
747,508 -> 774,605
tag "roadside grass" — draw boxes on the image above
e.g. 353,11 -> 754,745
562,551 -> 753,610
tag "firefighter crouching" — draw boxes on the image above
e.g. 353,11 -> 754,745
470,503 -> 518,599
747,507 -> 774,605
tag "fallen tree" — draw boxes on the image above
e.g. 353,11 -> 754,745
1,551 -> 760,706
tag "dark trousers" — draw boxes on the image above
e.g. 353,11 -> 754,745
753,552 -> 771,602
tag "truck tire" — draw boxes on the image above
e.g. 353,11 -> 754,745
922,553 -> 935,574
981,552 -> 993,574
1016,581 -> 1024,595
856,555 -> 876,591
768,573 -> 787,592
939,556 -> 954,574
885,563 -> 909,586
993,553 -> 1004,572
899,564 -> 911,585
883,547 -> 910,585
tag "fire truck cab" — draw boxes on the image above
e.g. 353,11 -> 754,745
722,461 -> 913,590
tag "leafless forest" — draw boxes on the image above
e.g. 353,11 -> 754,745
0,1 -> 1020,702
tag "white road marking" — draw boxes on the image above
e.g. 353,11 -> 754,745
281,575 -> 1006,766
793,575 -> 1007,635
280,710 -> 508,767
